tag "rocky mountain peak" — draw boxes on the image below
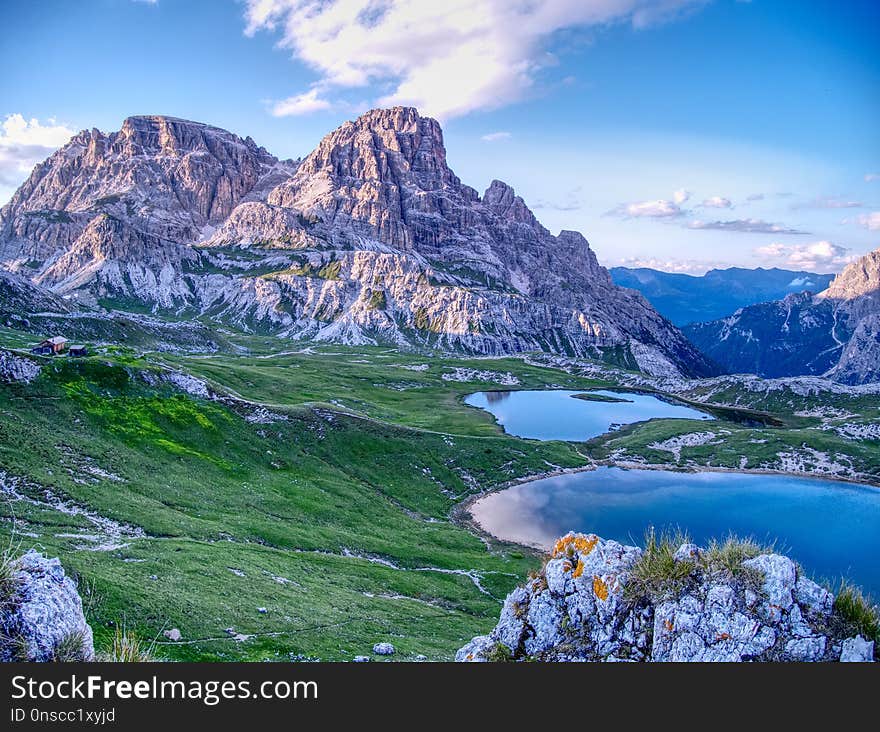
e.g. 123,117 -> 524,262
820,248 -> 880,303
116,115 -> 271,161
0,108 -> 715,377
482,179 -> 542,229
291,105 -> 455,190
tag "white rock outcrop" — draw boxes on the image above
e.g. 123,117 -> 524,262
457,532 -> 875,663
0,349 -> 41,384
0,551 -> 95,661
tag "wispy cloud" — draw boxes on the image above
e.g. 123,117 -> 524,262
534,186 -> 583,211
699,196 -> 733,209
791,195 -> 864,210
857,212 -> 880,231
689,218 -> 809,235
269,87 -> 334,117
244,0 -> 707,120
745,193 -> 765,202
606,198 -> 685,219
754,240 -> 852,271
481,131 -> 511,142
865,173 -> 880,183
0,114 -> 75,200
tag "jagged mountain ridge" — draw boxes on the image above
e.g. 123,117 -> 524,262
0,108 -> 711,376
684,249 -> 880,384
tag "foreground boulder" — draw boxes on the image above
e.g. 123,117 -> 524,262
457,533 -> 875,662
0,349 -> 41,384
1,551 -> 95,661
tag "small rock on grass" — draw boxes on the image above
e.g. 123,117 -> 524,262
372,642 -> 395,655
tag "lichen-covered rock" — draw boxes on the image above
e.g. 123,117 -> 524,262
0,551 -> 94,661
372,642 -> 395,656
457,533 -> 874,663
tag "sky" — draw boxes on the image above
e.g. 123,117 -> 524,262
1,0 -> 878,274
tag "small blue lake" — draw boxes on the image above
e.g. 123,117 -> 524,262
465,389 -> 712,441
471,467 -> 880,596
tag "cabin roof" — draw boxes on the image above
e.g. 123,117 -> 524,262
46,336 -> 68,344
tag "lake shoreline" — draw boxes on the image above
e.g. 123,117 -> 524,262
454,459 -> 880,554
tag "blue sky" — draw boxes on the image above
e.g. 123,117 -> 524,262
1,0 -> 878,273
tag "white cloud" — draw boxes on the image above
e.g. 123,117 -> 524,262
270,87 -> 334,117
673,188 -> 690,204
857,212 -> 880,231
865,173 -> 879,182
689,218 -> 808,235
754,240 -> 852,271
617,256 -> 730,275
700,196 -> 733,209
607,198 -> 685,219
745,193 -> 765,202
0,114 -> 76,199
481,131 -> 511,142
244,0 -> 707,120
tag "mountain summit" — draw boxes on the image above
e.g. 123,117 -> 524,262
0,108 -> 712,376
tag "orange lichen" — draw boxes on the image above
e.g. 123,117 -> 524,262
562,560 -> 573,573
663,619 -> 674,632
572,559 -> 585,579
552,534 -> 599,558
572,535 -> 598,555
716,632 -> 731,641
592,575 -> 609,601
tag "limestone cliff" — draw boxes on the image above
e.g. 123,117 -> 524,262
0,108 -> 713,376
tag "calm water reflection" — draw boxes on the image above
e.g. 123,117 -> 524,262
465,389 -> 712,441
471,467 -> 880,595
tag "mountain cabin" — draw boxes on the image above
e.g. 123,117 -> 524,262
30,336 -> 68,355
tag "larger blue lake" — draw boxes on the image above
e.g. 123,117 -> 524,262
471,467 -> 880,596
464,389 -> 712,442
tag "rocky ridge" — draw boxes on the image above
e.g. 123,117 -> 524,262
457,532 -> 875,662
0,108 -> 711,377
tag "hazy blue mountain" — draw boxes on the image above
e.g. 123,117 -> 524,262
681,249 -> 880,384
610,266 -> 835,325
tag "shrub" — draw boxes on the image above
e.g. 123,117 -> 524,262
486,642 -> 513,662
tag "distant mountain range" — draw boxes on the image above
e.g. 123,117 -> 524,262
0,108 -> 712,378
682,249 -> 880,385
610,266 -> 835,326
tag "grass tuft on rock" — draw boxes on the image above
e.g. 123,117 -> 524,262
624,528 -> 695,604
833,581 -> 880,644
50,630 -> 91,662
